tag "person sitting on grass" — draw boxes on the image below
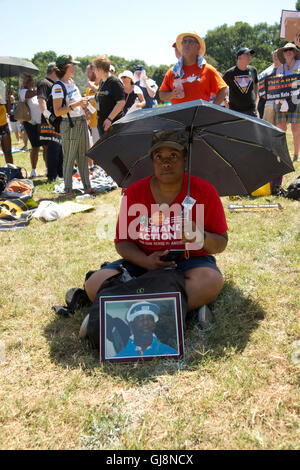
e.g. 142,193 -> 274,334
80,130 -> 228,337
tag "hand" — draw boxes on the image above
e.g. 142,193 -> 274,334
80,97 -> 89,109
103,118 -> 112,132
171,88 -> 184,99
181,219 -> 205,246
144,250 -> 177,270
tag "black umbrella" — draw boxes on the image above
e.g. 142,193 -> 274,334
88,100 -> 293,197
0,56 -> 39,78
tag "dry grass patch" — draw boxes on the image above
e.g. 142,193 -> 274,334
0,134 -> 299,449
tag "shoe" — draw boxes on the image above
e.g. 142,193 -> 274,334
293,155 -> 298,162
45,168 -> 48,177
29,169 -> 37,178
195,305 -> 214,330
21,145 -> 28,151
79,314 -> 89,339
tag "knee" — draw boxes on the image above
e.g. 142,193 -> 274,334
85,268 -> 118,302
185,268 -> 224,305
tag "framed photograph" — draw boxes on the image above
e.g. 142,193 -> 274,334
99,292 -> 184,362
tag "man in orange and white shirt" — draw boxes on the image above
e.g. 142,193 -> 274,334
159,30 -> 227,106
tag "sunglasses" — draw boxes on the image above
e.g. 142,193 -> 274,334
283,48 -> 295,52
182,38 -> 198,45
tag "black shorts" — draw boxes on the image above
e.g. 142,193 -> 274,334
0,123 -> 10,138
23,122 -> 40,148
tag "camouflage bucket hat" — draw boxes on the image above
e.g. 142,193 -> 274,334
150,130 -> 189,155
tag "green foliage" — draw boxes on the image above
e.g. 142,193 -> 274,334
2,20 -> 288,99
205,22 -> 286,74
204,54 -> 218,70
32,50 -> 57,83
152,64 -> 170,91
296,1 -> 300,11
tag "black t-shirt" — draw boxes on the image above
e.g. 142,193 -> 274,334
223,65 -> 258,112
97,75 -> 125,126
135,80 -> 154,108
124,89 -> 139,114
37,77 -> 55,124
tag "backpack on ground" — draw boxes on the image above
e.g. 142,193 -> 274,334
279,175 -> 300,200
0,164 -> 26,182
286,175 -> 300,200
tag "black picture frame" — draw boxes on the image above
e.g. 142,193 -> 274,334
99,292 -> 184,363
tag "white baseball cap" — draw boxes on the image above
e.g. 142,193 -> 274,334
126,302 -> 160,323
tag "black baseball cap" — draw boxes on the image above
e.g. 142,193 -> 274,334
134,64 -> 145,72
237,47 -> 255,58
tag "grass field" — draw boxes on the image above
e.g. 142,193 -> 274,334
0,131 -> 299,450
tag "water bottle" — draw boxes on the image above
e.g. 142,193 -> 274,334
173,78 -> 185,98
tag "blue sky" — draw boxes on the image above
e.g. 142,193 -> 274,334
0,0 -> 297,66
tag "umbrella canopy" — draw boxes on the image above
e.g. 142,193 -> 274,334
0,56 -> 39,78
88,100 -> 294,196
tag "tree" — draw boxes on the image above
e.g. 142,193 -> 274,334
32,51 -> 57,83
205,22 -> 286,74
296,1 -> 300,11
152,64 -> 169,90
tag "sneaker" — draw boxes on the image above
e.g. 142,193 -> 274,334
29,169 -> 37,178
20,145 -> 28,151
79,314 -> 89,339
293,155 -> 298,162
195,305 -> 214,330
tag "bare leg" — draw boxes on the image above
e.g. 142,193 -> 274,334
42,145 -> 47,166
291,123 -> 300,159
21,130 -> 28,147
1,133 -> 13,164
30,147 -> 39,169
85,268 -> 120,301
276,122 -> 287,132
184,267 -> 224,311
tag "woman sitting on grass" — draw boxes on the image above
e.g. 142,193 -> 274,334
80,130 -> 228,337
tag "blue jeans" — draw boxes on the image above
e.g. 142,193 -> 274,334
101,255 -> 221,276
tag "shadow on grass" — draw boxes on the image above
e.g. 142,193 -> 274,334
43,279 -> 265,384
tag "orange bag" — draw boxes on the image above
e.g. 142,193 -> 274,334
6,179 -> 33,195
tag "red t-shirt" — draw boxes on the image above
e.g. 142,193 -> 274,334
159,63 -> 227,105
115,174 -> 228,258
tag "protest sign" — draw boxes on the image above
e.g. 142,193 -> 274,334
258,74 -> 300,102
280,10 -> 300,40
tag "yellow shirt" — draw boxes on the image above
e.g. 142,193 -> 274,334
0,104 -> 7,127
85,86 -> 97,128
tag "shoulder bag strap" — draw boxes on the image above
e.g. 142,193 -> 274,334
56,80 -> 74,128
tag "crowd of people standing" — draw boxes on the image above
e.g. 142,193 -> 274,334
0,30 -> 298,196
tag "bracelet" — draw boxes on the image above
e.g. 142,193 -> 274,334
107,117 -> 112,122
